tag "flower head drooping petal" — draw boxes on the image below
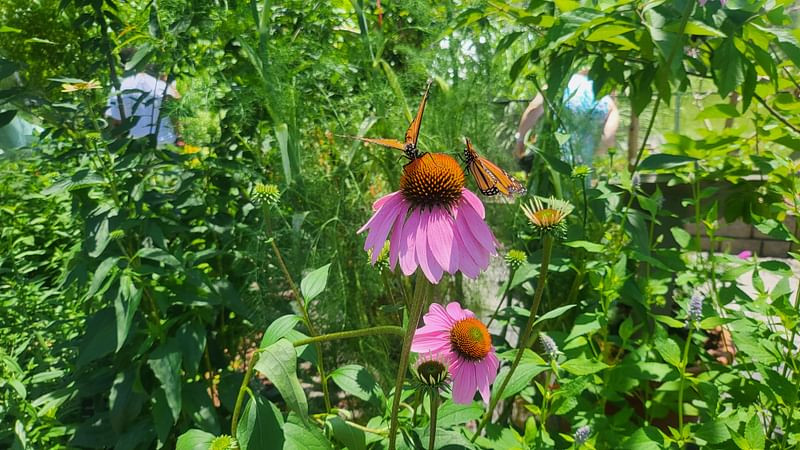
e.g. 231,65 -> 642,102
358,153 -> 498,283
521,196 -> 573,237
574,425 -> 591,446
411,302 -> 499,404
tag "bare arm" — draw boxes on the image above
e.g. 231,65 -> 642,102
598,99 -> 620,155
514,93 -> 545,159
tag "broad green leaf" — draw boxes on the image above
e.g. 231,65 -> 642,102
300,263 -> 331,305
77,308 -> 117,368
329,364 -> 382,402
561,355 -> 608,376
621,426 -> 664,450
492,350 -> 548,400
638,154 -> 697,171
679,21 -> 726,37
653,314 -> 685,329
114,274 -> 142,351
175,320 -> 206,377
435,400 -> 483,428
260,314 -> 302,349
745,412 -> 766,450
86,256 -> 120,298
712,37 -> 743,98
236,395 -> 284,450
653,332 -> 682,368
284,413 -> 332,450
255,339 -> 308,421
699,317 -> 735,330
329,416 -> 365,450
563,240 -> 604,253
565,313 -> 603,342
176,429 -> 216,450
586,25 -> 634,42
694,420 -> 730,445
533,304 -> 576,327
137,247 -> 181,267
670,227 -> 691,249
148,340 -> 183,423
276,123 -> 292,185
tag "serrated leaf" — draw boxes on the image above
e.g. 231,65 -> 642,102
329,364 -> 382,403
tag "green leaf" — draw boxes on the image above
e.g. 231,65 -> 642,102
147,340 -> 183,423
86,256 -> 120,298
621,426 -> 664,450
699,316 -> 735,330
563,240 -> 604,252
670,227 -> 691,249
619,317 -> 635,342
745,413 -> 765,450
638,154 -> 697,171
695,103 -> 740,120
435,400 -> 483,428
509,50 -> 531,82
77,308 -> 117,368
255,339 -> 308,421
679,21 -> 726,37
276,123 -> 293,185
176,320 -> 207,377
261,315 -> 302,349
533,304 -> 576,327
712,37 -> 744,98
652,314 -> 685,329
329,364 -> 382,403
492,350 -> 548,400
694,420 -> 730,445
236,395 -> 284,450
114,274 -> 142,351
284,413 -> 332,450
329,416 -> 365,450
176,429 -> 216,450
137,247 -> 181,267
653,331 -> 682,368
300,263 -> 331,305
561,355 -> 608,376
586,24 -> 634,42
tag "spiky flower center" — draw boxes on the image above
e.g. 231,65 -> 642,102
400,153 -> 465,209
449,317 -> 491,361
530,209 -> 563,229
416,359 -> 449,387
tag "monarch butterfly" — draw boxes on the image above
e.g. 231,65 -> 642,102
463,138 -> 527,197
347,79 -> 433,161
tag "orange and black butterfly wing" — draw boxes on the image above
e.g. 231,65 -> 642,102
347,136 -> 407,151
404,80 -> 433,151
464,138 -> 526,197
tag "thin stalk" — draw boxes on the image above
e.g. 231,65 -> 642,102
678,329 -> 693,447
487,266 -> 518,328
231,351 -> 259,438
388,275 -> 432,450
293,326 -> 405,346
269,239 -> 332,412
472,235 -> 555,441
428,390 -> 439,450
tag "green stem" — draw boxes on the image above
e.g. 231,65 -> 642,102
293,326 -> 405,346
388,275 -> 432,450
487,266 -> 517,329
269,239 -> 332,412
472,235 -> 555,441
428,390 -> 439,450
231,351 -> 259,438
678,328 -> 693,447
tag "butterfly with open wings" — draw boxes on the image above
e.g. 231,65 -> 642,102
463,138 -> 527,198
345,80 -> 433,162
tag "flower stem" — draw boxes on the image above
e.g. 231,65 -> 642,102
428,390 -> 439,450
230,351 -> 259,438
678,329 -> 693,447
293,326 -> 405,346
472,234 -> 554,441
270,239 -> 332,412
388,275 -> 432,450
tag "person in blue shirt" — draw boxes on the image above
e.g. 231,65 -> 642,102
514,72 -> 619,170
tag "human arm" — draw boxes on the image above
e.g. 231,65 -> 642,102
597,99 -> 619,155
514,93 -> 545,159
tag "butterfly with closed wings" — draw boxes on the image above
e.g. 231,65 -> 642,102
345,80 -> 433,162
463,138 -> 527,197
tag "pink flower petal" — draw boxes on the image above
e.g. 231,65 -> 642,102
458,202 -> 497,256
399,209 -> 421,276
388,208 -> 407,271
425,244 -> 444,283
452,226 -> 481,278
445,302 -> 470,321
410,331 -> 452,354
372,191 -> 403,212
427,207 -> 456,273
415,209 -> 436,282
358,191 -> 403,234
461,188 -> 486,219
421,302 -> 457,330
364,199 -> 407,261
451,359 -> 478,404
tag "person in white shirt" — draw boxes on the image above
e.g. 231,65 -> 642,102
105,51 -> 180,146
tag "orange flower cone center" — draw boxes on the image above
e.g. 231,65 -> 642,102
531,208 -> 562,228
400,153 -> 465,208
449,317 -> 491,360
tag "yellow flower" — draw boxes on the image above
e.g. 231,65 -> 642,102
182,144 -> 202,154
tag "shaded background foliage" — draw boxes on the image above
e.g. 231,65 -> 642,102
1,0 -> 799,449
